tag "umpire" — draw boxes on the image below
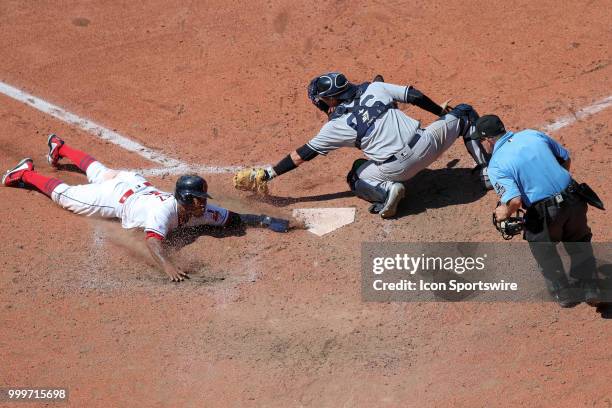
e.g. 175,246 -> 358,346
467,115 -> 605,308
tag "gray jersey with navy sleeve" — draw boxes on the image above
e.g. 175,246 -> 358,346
306,82 -> 421,162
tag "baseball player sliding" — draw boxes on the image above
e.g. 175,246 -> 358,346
234,73 -> 491,218
3,134 -> 289,282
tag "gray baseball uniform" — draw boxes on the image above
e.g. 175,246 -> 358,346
306,82 -> 463,192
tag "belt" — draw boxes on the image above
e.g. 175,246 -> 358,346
530,180 -> 578,210
380,132 -> 423,165
119,182 -> 152,204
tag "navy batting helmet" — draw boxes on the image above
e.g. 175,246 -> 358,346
174,175 -> 211,206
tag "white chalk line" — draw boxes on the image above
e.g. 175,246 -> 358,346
1,80 -> 610,175
135,164 -> 245,177
542,95 -> 612,133
0,81 -> 241,174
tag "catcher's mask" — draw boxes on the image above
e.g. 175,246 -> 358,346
175,175 -> 211,206
308,72 -> 356,114
492,203 -> 525,240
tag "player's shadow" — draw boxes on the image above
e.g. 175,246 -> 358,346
254,164 -> 485,212
596,264 -> 612,319
394,166 -> 488,218
165,223 -> 247,250
259,191 -> 354,207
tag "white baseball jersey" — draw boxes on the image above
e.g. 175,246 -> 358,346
307,82 -> 421,162
51,167 -> 229,239
122,187 -> 229,238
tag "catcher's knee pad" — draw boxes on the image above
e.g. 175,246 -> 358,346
448,103 -> 479,137
346,158 -> 369,190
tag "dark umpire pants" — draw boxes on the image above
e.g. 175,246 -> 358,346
524,191 -> 597,297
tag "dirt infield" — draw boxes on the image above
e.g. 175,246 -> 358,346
1,1 -> 611,407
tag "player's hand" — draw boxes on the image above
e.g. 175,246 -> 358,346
440,99 -> 453,114
164,264 -> 189,282
494,205 -> 510,222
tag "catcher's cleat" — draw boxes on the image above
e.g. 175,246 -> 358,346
2,158 -> 34,187
47,133 -> 64,167
380,182 -> 405,219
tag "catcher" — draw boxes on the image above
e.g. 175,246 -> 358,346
234,72 -> 490,218
3,134 -> 289,282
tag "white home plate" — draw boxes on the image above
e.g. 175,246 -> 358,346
292,208 -> 356,237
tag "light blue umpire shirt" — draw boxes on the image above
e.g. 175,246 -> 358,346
487,129 -> 572,207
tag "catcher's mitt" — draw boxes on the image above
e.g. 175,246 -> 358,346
233,167 -> 269,195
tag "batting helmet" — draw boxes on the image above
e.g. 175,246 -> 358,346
174,175 -> 211,206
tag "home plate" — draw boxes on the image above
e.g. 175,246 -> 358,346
292,208 -> 356,237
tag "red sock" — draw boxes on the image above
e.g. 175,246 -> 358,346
59,143 -> 96,172
21,170 -> 64,198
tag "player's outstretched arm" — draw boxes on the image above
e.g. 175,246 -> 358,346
233,146 -> 318,194
145,236 -> 189,282
224,211 -> 290,233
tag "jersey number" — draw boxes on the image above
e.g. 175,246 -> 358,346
146,191 -> 172,202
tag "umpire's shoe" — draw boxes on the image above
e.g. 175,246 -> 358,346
553,287 -> 582,308
380,182 -> 405,219
581,281 -> 601,307
2,158 -> 34,187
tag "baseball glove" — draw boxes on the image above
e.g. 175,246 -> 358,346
233,167 -> 269,195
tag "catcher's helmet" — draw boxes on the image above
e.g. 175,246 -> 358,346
308,72 -> 357,114
309,72 -> 356,99
174,175 -> 211,206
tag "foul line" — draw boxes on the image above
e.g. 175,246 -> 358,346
542,95 -> 612,133
137,164 -> 244,177
0,81 -> 244,174
0,80 -> 610,175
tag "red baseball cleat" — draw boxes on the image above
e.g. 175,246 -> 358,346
2,158 -> 34,187
47,133 -> 64,167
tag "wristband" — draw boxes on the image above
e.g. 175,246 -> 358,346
264,166 -> 277,180
272,154 -> 297,176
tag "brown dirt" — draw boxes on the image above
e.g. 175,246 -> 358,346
0,1 -> 611,407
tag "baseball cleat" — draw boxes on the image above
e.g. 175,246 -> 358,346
47,133 -> 64,167
372,74 -> 385,82
2,158 -> 34,187
380,182 -> 405,219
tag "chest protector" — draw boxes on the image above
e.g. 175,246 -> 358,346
329,82 -> 398,149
